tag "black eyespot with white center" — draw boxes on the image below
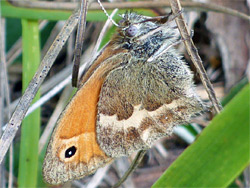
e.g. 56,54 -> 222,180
65,146 -> 77,158
126,25 -> 138,37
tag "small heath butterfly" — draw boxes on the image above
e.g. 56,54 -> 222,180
43,12 -> 205,185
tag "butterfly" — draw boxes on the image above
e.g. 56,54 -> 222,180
43,12 -> 205,185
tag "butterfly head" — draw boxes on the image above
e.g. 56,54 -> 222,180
112,12 -> 178,58
118,13 -> 153,37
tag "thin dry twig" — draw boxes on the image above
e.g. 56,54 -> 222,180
112,150 -> 147,188
115,158 -> 136,188
0,17 -> 6,188
8,144 -> 13,188
0,11 -> 79,164
66,28 -> 75,66
41,21 -> 64,59
8,0 -> 250,21
0,17 -> 13,188
170,0 -> 222,114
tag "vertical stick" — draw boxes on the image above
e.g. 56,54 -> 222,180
0,17 -> 6,188
72,0 -> 89,87
169,0 -> 222,114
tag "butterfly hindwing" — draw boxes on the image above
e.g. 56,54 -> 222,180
97,52 -> 205,158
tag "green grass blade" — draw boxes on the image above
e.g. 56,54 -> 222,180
153,84 -> 250,187
221,77 -> 248,106
18,19 -> 41,187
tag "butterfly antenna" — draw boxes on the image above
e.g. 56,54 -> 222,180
97,0 -> 119,27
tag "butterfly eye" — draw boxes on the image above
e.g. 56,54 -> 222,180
126,25 -> 138,37
119,19 -> 125,25
65,146 -> 77,158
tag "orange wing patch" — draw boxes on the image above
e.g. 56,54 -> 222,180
55,75 -> 107,162
43,71 -> 112,185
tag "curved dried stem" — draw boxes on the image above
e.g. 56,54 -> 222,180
112,150 -> 147,188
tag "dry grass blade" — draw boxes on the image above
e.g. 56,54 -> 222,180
41,21 -> 63,59
1,16 -> 13,188
0,11 -> 79,164
8,144 -> 13,188
72,0 -> 88,87
0,17 -> 6,188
